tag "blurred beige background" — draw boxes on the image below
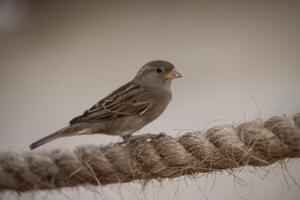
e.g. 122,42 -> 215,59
0,0 -> 300,199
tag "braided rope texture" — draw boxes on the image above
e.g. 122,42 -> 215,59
0,113 -> 299,192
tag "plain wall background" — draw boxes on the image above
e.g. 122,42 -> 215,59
0,0 -> 300,199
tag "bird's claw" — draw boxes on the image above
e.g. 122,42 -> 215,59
158,132 -> 167,137
117,133 -> 166,145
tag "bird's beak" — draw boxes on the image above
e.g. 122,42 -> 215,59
165,68 -> 182,80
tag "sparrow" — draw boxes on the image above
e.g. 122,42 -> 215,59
29,60 -> 182,150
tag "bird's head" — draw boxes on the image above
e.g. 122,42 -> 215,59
134,60 -> 182,88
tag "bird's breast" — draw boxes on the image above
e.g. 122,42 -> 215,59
144,90 -> 172,120
104,89 -> 172,136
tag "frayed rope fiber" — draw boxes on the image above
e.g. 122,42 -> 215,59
1,113 -> 300,192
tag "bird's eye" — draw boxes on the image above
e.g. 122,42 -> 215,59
156,68 -> 162,73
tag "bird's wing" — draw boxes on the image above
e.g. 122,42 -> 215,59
69,82 -> 151,124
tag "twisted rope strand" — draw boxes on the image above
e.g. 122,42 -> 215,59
0,113 -> 299,192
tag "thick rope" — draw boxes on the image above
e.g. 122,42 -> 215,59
0,113 -> 300,192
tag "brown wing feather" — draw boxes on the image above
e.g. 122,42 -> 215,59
70,82 -> 150,124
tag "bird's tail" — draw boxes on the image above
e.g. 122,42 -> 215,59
29,125 -> 90,150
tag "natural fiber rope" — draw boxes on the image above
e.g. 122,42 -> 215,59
0,113 -> 300,192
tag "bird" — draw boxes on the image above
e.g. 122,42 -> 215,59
29,60 -> 182,150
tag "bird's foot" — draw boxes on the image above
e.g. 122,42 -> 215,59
127,133 -> 166,142
118,133 -> 166,145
